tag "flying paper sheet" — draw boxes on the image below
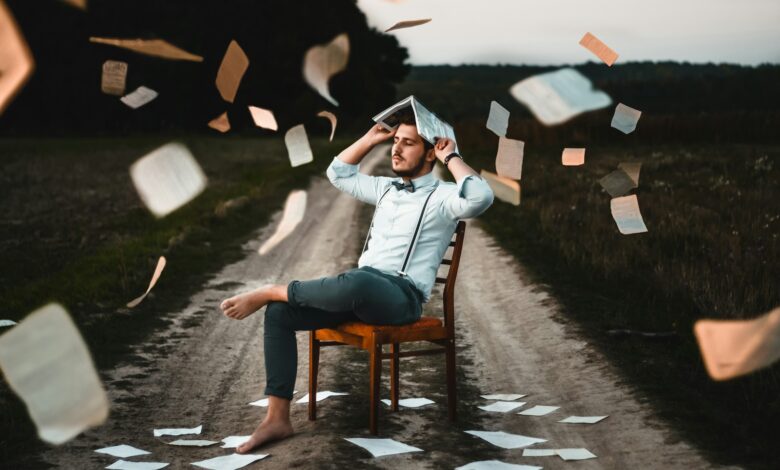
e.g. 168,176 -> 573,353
221,435 -> 251,449
60,0 -> 86,10
611,103 -> 642,134
480,393 -> 526,401
562,148 -> 585,166
191,453 -> 268,470
0,0 -> 35,115
480,170 -> 520,206
317,110 -> 337,141
495,137 -> 524,180
121,86 -> 158,109
486,101 -> 510,137
518,405 -> 559,416
380,397 -> 435,408
167,439 -> 218,447
694,307 -> 780,381
258,190 -> 307,255
464,430 -> 547,450
579,32 -> 619,66
0,319 -> 16,327
559,415 -> 608,424
95,444 -> 150,458
101,60 -> 127,96
599,169 -> 636,197
0,303 -> 109,444
89,37 -> 203,62
303,33 -> 349,106
344,438 -> 423,458
130,142 -> 207,218
618,162 -> 641,186
556,448 -> 598,460
248,106 -> 278,131
152,425 -> 202,437
106,461 -> 169,470
385,18 -> 431,33
478,401 -> 526,413
285,125 -> 314,167
127,256 -> 166,308
208,112 -> 230,133
215,40 -> 249,103
295,391 -> 348,404
610,195 -> 648,235
509,68 -> 611,126
456,461 -> 542,470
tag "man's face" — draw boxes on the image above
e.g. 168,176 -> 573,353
391,123 -> 430,177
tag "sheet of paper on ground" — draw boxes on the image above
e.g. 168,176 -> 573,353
694,307 -> 780,380
285,125 -> 314,167
486,100 -> 510,137
191,453 -> 268,470
0,303 -> 108,444
215,40 -> 249,103
518,405 -> 559,416
465,430 -> 546,449
303,33 -> 349,106
509,68 -> 611,126
456,461 -> 542,470
381,397 -> 434,408
559,415 -> 608,424
153,425 -> 202,437
478,401 -> 526,413
480,170 -> 520,206
89,37 -> 202,62
295,391 -> 348,403
344,437 -> 423,457
130,142 -> 207,218
0,1 -> 34,115
221,435 -> 251,448
106,461 -> 169,470
480,393 -> 526,401
610,195 -> 648,235
579,32 -> 619,66
127,256 -> 166,308
611,103 -> 642,134
95,444 -> 150,458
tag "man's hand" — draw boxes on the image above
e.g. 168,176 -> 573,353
434,137 -> 457,162
362,124 -> 397,147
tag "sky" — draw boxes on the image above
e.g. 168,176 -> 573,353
356,0 -> 780,66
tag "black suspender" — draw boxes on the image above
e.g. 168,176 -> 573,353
361,181 -> 440,278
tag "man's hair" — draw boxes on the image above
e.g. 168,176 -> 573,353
395,109 -> 435,169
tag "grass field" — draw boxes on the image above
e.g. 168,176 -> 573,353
0,135 -> 340,466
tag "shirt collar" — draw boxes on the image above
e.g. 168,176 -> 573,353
399,171 -> 436,191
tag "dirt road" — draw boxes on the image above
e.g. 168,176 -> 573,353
43,147 -> 733,469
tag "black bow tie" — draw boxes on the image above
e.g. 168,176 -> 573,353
391,181 -> 415,193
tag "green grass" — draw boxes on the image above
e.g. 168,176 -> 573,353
458,136 -> 780,469
0,135 -> 342,467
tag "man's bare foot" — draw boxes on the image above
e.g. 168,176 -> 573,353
236,418 -> 294,454
220,284 -> 287,320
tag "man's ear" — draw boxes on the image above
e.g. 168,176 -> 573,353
425,147 -> 437,164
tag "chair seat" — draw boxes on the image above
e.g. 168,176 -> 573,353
334,316 -> 443,337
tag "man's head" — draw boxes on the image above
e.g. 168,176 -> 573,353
391,110 -> 436,179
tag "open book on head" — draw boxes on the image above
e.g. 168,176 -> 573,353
372,95 -> 459,152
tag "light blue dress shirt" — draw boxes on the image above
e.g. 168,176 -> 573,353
326,156 -> 494,302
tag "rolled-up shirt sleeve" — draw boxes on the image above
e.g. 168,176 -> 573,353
440,174 -> 494,219
326,157 -> 393,205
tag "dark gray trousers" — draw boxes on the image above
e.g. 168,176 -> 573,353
263,266 -> 423,399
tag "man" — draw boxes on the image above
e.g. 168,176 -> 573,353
219,110 -> 494,453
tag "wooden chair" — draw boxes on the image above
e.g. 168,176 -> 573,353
308,221 -> 467,434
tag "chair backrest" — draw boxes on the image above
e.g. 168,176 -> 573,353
435,221 -> 466,337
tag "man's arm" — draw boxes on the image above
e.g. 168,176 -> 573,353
434,138 -> 495,219
326,125 -> 396,205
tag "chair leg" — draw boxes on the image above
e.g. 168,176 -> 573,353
390,342 -> 400,412
445,338 -> 457,421
308,332 -> 320,421
369,333 -> 382,435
